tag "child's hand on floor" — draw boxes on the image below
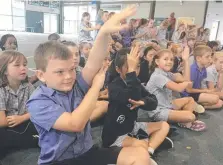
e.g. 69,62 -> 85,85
127,45 -> 140,72
128,99 -> 145,110
6,115 -> 24,127
100,5 -> 137,34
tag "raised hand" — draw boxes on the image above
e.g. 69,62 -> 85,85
101,5 -> 137,34
127,45 -> 140,73
181,45 -> 190,61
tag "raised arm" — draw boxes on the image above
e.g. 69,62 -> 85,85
82,6 -> 137,85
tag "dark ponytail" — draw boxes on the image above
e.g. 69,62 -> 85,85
108,48 -> 130,84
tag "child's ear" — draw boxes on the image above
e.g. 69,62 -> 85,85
155,59 -> 159,66
36,70 -> 46,83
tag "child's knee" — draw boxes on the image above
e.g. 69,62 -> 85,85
133,139 -> 148,150
211,95 -> 220,104
188,97 -> 195,104
188,112 -> 196,122
160,121 -> 170,131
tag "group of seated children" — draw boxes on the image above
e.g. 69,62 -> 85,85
1,5 -> 223,165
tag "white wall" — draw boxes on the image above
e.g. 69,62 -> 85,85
155,1 -> 206,26
205,1 -> 223,43
122,2 -> 151,19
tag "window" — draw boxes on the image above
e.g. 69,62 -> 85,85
12,0 -> 24,9
13,16 -> 25,31
0,0 -> 12,15
44,13 -> 58,33
0,15 -> 12,30
63,5 -> 97,35
13,8 -> 25,16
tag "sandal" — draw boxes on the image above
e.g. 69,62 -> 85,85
178,120 -> 206,132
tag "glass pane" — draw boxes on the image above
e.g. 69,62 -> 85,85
78,6 -> 88,21
0,0 -> 12,15
64,20 -> 75,34
13,16 -> 25,31
44,13 -> 50,33
88,5 -> 97,21
12,0 -> 24,9
0,15 -> 12,30
64,6 -> 78,20
50,14 -> 58,33
13,8 -> 25,16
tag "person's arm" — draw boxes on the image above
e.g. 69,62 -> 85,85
82,6 -> 137,85
0,111 -> 8,127
109,72 -> 142,104
140,86 -> 158,111
166,81 -> 191,93
181,46 -> 190,81
217,72 -> 223,91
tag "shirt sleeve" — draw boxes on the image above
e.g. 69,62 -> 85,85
76,73 -> 90,95
0,88 -> 6,110
27,95 -> 65,131
205,68 -> 215,83
152,74 -> 171,89
80,22 -> 85,31
28,83 -> 35,97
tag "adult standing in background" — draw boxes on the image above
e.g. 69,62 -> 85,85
167,12 -> 176,40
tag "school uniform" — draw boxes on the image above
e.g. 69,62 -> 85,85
102,72 -> 157,147
26,74 -> 121,165
0,83 -> 38,152
202,64 -> 218,89
146,68 -> 175,121
138,60 -> 151,85
78,22 -> 93,43
181,62 -> 207,101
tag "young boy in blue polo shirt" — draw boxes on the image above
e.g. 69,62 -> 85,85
26,6 -> 150,165
183,45 -> 223,109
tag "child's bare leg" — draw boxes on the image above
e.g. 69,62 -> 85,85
211,91 -> 223,100
117,146 -> 150,165
172,97 -> 196,112
90,101 -> 108,122
147,122 -> 169,150
198,93 -> 223,109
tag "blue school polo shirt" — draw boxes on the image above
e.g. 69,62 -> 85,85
26,74 -> 93,165
182,62 -> 207,97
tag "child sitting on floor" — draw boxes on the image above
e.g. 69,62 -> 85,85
146,46 -> 206,131
202,52 -> 223,99
182,45 -> 223,110
102,46 -> 173,165
0,50 -> 38,155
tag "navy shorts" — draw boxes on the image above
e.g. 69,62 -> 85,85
48,146 -> 122,165
188,93 -> 201,102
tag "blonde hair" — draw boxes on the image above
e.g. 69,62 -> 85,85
214,52 -> 223,61
193,45 -> 212,60
171,44 -> 182,56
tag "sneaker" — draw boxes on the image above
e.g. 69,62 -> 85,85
194,103 -> 205,114
157,137 -> 174,150
150,157 -> 158,165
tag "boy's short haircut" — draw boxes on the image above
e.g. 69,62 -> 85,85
34,41 -> 72,71
214,52 -> 223,61
62,41 -> 77,47
48,33 -> 60,41
193,45 -> 212,61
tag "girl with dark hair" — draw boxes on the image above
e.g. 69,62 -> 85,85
0,34 -> 18,51
0,50 -> 38,155
103,46 -> 172,165
138,46 -> 156,84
